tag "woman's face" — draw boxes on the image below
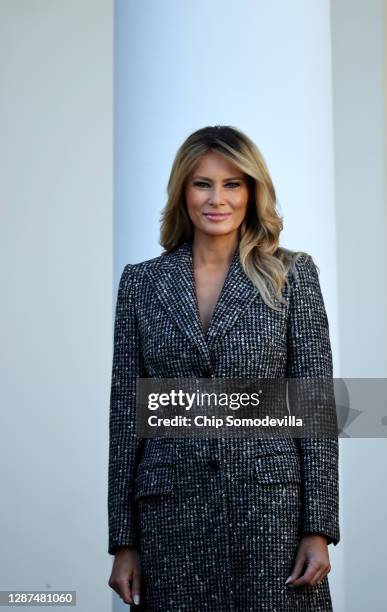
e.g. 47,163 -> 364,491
185,151 -> 250,240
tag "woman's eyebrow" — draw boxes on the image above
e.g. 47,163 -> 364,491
192,175 -> 245,181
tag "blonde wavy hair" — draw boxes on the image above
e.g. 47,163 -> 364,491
160,125 -> 310,311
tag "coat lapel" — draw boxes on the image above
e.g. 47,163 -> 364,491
145,240 -> 261,367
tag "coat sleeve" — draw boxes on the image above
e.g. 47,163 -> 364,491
108,264 -> 144,555
285,253 -> 340,546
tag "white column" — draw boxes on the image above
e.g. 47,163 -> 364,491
0,2 -> 113,611
331,0 -> 387,610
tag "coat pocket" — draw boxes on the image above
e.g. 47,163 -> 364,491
133,465 -> 175,501
255,453 -> 302,484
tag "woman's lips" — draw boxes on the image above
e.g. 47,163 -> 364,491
203,213 -> 232,221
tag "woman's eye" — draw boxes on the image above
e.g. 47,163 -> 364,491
194,181 -> 209,188
193,181 -> 241,188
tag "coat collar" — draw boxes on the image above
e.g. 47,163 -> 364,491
145,239 -> 260,369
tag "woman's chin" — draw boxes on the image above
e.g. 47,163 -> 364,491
195,224 -> 238,237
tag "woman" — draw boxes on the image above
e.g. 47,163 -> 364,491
107,125 -> 340,611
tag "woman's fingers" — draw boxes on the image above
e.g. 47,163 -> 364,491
285,550 -> 306,586
289,559 -> 321,587
118,575 -> 134,604
309,562 -> 331,587
108,548 -> 142,605
108,573 -> 133,605
131,570 -> 142,606
287,559 -> 331,588
286,535 -> 331,588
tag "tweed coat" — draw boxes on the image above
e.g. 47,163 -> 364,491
108,239 -> 340,611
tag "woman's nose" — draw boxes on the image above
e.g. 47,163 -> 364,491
209,186 -> 225,205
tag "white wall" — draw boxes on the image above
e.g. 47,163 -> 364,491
331,0 -> 387,610
0,2 -> 113,611
115,0 -> 344,610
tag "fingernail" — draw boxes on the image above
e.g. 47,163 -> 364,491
285,575 -> 293,584
133,594 -> 140,605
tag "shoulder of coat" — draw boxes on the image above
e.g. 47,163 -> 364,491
274,247 -> 320,290
284,250 -> 321,290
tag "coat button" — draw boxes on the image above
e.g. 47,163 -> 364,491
207,459 -> 220,471
203,371 -> 215,378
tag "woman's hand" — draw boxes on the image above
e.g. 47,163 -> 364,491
108,546 -> 142,606
285,534 -> 331,588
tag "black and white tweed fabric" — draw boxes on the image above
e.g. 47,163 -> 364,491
108,239 -> 340,611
